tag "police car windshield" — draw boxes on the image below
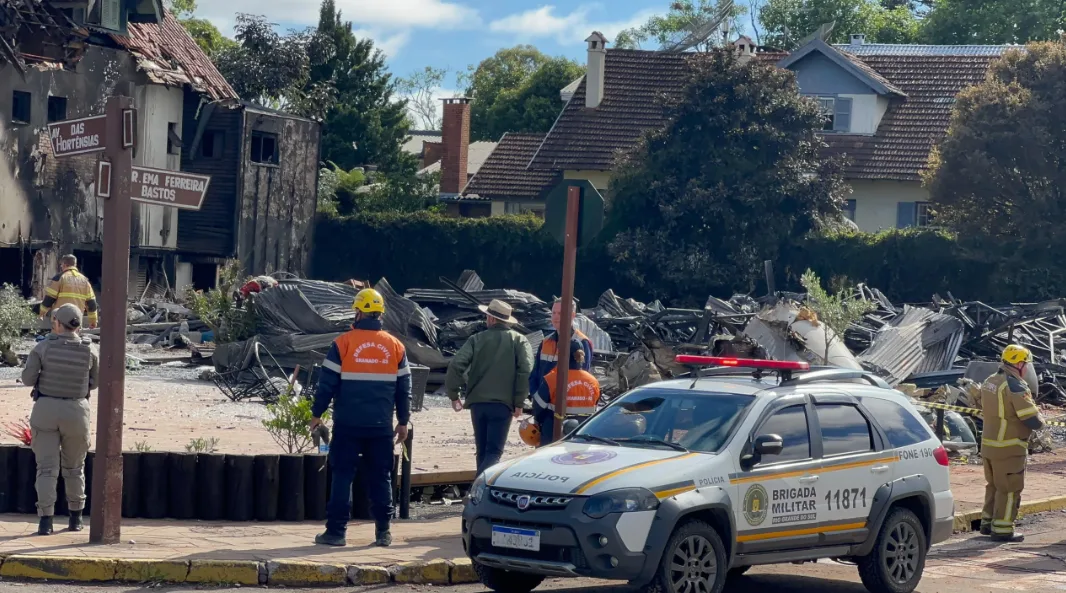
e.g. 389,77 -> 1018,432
574,387 -> 753,453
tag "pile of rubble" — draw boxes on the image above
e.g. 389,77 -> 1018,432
198,270 -> 1065,448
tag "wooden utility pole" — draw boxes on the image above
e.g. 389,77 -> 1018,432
89,95 -> 134,544
552,186 -> 581,442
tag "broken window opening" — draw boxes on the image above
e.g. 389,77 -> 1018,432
250,131 -> 279,165
201,130 -> 223,158
167,122 -> 182,155
12,91 -> 31,125
47,96 -> 67,123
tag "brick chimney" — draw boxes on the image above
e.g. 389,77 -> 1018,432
440,98 -> 471,194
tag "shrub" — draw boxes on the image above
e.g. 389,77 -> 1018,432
185,437 -> 220,453
262,393 -> 328,454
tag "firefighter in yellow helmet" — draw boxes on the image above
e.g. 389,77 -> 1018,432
979,345 -> 1045,542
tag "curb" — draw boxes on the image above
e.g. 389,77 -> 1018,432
953,495 -> 1066,533
7,498 -> 1063,588
0,555 -> 481,587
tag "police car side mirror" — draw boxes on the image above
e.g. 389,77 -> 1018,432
754,434 -> 784,456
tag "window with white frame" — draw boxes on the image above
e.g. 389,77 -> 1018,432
812,95 -> 852,133
818,97 -> 835,131
916,202 -> 934,227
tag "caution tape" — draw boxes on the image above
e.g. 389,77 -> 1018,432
915,400 -> 1066,428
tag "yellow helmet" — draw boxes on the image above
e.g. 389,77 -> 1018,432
1002,344 -> 1033,366
352,288 -> 385,314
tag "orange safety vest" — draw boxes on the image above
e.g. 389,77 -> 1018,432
540,368 -> 600,416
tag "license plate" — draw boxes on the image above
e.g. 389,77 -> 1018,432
491,526 -> 541,551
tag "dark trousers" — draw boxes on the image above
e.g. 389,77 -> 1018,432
536,408 -> 555,447
470,402 -> 512,476
325,429 -> 393,535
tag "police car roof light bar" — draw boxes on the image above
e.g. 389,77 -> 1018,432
676,356 -> 810,384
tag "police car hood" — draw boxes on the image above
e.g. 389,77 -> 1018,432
489,442 -> 703,495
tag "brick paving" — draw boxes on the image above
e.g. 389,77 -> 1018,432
0,450 -> 1063,566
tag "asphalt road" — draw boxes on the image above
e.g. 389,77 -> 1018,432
1,511 -> 1063,593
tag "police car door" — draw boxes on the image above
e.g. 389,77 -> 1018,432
732,396 -> 822,554
810,393 -> 890,545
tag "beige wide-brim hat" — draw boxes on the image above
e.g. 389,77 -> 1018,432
478,299 -> 518,324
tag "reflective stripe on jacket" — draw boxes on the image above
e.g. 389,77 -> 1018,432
529,329 -> 592,398
41,268 -> 98,325
980,369 -> 1041,458
312,318 -> 412,436
534,368 -> 600,416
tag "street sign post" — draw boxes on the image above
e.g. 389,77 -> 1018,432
47,114 -> 107,157
542,180 -> 605,441
48,99 -> 210,544
130,166 -> 210,209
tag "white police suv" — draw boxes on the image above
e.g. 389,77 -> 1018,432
462,356 -> 954,593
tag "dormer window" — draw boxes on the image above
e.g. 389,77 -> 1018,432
815,96 -> 852,133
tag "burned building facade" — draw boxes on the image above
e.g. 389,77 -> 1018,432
0,0 -> 319,300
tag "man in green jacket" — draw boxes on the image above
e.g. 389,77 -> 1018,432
445,299 -> 534,476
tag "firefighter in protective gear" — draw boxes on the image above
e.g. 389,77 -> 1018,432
979,344 -> 1045,542
519,418 -> 540,447
40,255 -> 98,329
533,339 -> 600,447
311,288 -> 410,548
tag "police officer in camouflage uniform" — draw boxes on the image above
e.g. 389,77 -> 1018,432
979,344 -> 1045,542
21,304 -> 99,536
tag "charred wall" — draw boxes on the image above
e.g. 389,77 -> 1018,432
0,47 -> 134,251
237,107 -> 320,277
177,89 -> 242,257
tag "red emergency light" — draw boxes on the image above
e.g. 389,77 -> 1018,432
674,355 -> 810,371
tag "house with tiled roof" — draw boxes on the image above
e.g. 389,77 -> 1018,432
779,35 -> 1013,231
442,34 -> 787,217
444,30 -> 1010,229
0,0 -> 321,297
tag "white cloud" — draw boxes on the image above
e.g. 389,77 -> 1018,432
352,28 -> 412,58
488,4 -> 660,46
197,0 -> 479,57
198,0 -> 478,29
489,5 -> 593,41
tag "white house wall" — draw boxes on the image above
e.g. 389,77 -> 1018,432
133,83 -> 183,249
849,179 -> 929,231
837,94 -> 889,135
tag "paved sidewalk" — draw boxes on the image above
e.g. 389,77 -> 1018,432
0,515 -> 464,565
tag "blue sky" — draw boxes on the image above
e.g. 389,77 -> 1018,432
194,0 -> 680,91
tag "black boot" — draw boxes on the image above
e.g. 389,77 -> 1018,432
68,510 -> 84,532
315,530 -> 346,546
374,529 -> 392,547
37,516 -> 54,536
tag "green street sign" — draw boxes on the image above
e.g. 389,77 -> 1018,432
542,179 -> 605,247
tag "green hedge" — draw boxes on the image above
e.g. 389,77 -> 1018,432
312,212 -> 635,304
312,213 -> 1064,305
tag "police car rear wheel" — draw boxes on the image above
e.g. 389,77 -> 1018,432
473,561 -> 544,593
857,507 -> 927,593
645,520 -> 727,593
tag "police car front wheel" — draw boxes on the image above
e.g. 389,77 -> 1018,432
857,507 -> 928,593
644,520 -> 727,593
473,561 -> 545,593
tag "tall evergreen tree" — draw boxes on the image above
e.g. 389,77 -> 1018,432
312,0 -> 414,173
